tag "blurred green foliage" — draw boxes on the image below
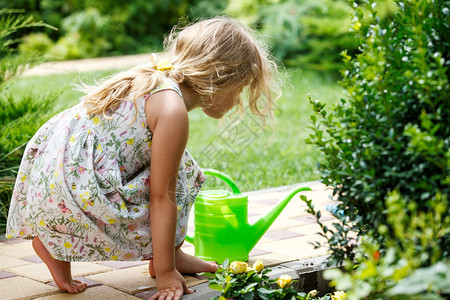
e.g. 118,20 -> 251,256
0,9 -> 59,231
3,0 -> 395,73
2,0 -> 227,59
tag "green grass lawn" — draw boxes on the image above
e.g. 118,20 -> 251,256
10,68 -> 343,192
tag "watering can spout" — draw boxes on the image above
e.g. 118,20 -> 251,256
247,186 -> 312,252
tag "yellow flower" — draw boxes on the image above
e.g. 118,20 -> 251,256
69,135 -> 75,143
120,202 -> 127,210
229,261 -> 248,274
50,183 -> 55,189
127,138 -> 134,145
92,117 -> 100,124
111,255 -> 118,260
63,242 -> 72,249
39,220 -> 45,226
21,175 -> 27,182
148,141 -> 152,148
84,191 -> 90,196
252,260 -> 264,273
308,290 -> 318,297
54,171 -> 59,177
277,274 -> 292,289
108,218 -> 116,224
105,247 -> 111,252
69,217 -> 78,222
6,234 -> 12,239
127,184 -> 135,189
331,291 -> 346,300
97,144 -> 102,151
20,231 -> 24,235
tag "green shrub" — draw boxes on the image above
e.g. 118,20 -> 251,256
5,0 -> 228,59
324,191 -> 449,299
303,0 -> 449,298
306,0 -> 449,264
0,9 -> 60,231
226,0 -> 395,73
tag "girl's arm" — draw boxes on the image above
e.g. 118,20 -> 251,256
145,89 -> 192,299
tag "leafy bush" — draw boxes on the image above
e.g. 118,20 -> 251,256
324,191 -> 449,299
226,0 -> 395,73
306,0 -> 449,264
3,0 -> 228,60
0,9 -> 60,231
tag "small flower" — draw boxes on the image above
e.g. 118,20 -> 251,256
39,220 -> 45,226
69,135 -> 76,143
229,261 -> 248,274
331,291 -> 346,300
50,183 -> 55,189
127,138 -> 134,145
111,255 -> 118,260
78,166 -> 85,174
108,218 -> 116,224
308,290 -> 318,297
277,274 -> 292,289
252,260 -> 264,273
63,242 -> 72,249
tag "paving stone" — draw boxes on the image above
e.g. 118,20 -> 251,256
0,240 -> 36,258
0,269 -> 18,279
248,252 -> 297,267
184,274 -> 207,287
263,229 -> 305,240
182,282 -> 220,300
133,289 -> 158,299
0,255 -> 32,269
249,247 -> 271,257
34,285 -> 140,299
21,255 -> 43,263
262,237 -> 329,259
86,264 -> 156,294
0,276 -> 59,299
0,237 -> 30,244
6,262 -> 113,282
47,276 -> 102,289
98,260 -> 147,270
269,217 -> 304,230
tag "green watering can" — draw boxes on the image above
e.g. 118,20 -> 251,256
185,169 -> 311,263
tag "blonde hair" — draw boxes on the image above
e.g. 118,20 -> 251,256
81,16 -> 281,126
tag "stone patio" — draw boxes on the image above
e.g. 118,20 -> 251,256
0,181 -> 335,299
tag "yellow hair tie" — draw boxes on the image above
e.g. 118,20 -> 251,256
156,59 -> 174,71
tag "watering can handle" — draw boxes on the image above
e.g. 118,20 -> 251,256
203,169 -> 241,194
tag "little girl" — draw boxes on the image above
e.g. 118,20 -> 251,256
6,16 -> 279,300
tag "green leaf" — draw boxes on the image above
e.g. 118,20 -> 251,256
208,283 -> 223,292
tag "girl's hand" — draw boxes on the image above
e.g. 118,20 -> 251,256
150,269 -> 194,300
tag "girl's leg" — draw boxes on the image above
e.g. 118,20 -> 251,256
149,241 -> 218,277
32,236 -> 87,293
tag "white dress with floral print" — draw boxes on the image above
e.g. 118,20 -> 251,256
6,78 -> 205,261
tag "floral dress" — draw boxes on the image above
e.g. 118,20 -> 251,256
6,78 -> 205,261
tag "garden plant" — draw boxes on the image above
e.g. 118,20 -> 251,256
0,9 -> 61,231
304,0 -> 449,298
203,259 -> 346,300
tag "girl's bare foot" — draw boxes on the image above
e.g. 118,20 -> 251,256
32,236 -> 87,293
149,248 -> 218,277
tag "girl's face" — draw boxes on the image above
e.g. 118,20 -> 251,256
201,88 -> 242,119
